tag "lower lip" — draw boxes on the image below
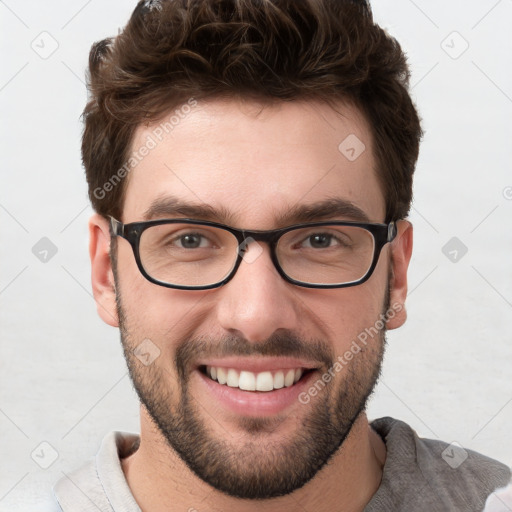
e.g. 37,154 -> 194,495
195,369 -> 317,417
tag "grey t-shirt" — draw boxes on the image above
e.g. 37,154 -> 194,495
53,417 -> 510,511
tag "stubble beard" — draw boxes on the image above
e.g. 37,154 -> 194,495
115,276 -> 388,500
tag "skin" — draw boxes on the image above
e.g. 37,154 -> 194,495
89,98 -> 413,512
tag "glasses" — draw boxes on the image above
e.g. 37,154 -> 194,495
109,217 -> 397,290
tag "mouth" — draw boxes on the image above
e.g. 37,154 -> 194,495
199,365 -> 313,393
199,365 -> 314,392
194,359 -> 320,417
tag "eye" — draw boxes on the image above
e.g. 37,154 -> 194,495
300,232 -> 350,249
173,232 -> 210,249
304,234 -> 335,249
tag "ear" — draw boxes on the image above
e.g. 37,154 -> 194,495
89,214 -> 119,327
387,220 -> 413,330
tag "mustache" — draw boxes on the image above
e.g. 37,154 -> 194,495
175,331 -> 335,382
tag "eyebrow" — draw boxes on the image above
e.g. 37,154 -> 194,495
274,198 -> 371,225
143,197 -> 238,224
143,196 -> 371,226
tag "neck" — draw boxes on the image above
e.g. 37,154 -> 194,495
122,409 -> 386,512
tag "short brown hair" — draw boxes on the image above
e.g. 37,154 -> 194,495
82,0 -> 422,222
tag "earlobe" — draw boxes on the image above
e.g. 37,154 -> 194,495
89,214 -> 119,327
387,220 -> 413,330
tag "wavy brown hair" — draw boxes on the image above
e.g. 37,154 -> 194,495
82,0 -> 422,221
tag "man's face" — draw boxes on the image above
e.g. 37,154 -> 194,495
94,99 -> 410,499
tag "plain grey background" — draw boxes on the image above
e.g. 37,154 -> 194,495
1,1 -> 511,510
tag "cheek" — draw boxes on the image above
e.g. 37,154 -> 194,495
116,265 -> 212,360
303,277 -> 388,356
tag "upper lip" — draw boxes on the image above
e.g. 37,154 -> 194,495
196,357 -> 321,373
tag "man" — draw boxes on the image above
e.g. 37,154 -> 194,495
53,0 -> 510,510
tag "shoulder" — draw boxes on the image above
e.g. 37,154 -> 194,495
367,417 -> 511,512
52,455 -> 103,511
52,431 -> 141,512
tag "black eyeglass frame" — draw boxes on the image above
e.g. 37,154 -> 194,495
109,216 -> 397,290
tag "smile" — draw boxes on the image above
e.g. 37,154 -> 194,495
200,365 -> 311,392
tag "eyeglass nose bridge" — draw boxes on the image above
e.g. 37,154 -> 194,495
229,226 -> 306,289
234,231 -> 281,267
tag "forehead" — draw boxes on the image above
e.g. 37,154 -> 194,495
122,98 -> 385,227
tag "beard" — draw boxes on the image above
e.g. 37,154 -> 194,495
115,282 -> 389,500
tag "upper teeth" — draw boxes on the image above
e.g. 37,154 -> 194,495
206,366 -> 303,392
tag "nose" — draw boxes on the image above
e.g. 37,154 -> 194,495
215,242 -> 300,343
